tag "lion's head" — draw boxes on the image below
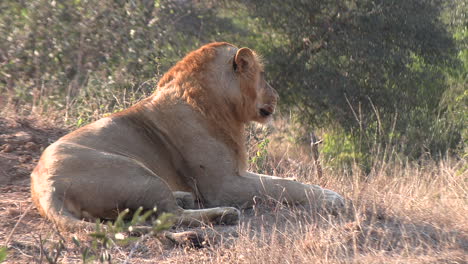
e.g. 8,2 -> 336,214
154,43 -> 278,171
157,42 -> 278,125
233,47 -> 279,124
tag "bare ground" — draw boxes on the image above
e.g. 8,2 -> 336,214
0,115 -> 467,263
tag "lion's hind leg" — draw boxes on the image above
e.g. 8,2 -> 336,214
109,166 -> 239,227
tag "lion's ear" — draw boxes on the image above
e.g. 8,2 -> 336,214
234,48 -> 255,73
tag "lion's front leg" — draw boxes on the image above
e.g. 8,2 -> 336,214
217,172 -> 345,213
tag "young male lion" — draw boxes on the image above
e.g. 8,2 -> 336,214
31,42 -> 344,232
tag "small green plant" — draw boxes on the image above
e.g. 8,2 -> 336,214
321,128 -> 368,172
78,207 -> 173,263
0,247 -> 7,263
39,207 -> 173,263
250,138 -> 270,174
38,235 -> 65,264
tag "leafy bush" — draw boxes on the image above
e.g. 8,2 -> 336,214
234,0 -> 465,160
321,127 -> 368,172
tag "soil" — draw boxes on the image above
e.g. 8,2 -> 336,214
0,117 -> 68,186
0,116 -> 69,262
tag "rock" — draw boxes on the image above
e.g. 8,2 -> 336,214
1,131 -> 34,144
18,155 -> 32,163
7,208 -> 21,217
23,141 -> 39,151
1,144 -> 14,153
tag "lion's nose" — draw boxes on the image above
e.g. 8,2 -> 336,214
261,105 -> 275,115
267,83 -> 279,101
260,108 -> 272,117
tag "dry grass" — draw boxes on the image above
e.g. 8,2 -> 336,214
199,140 -> 467,264
128,155 -> 467,264
0,107 -> 466,263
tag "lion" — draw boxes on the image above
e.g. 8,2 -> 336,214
31,42 -> 344,233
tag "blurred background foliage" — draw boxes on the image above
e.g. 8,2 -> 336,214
0,0 -> 466,170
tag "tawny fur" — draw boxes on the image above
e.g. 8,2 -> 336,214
31,42 -> 345,231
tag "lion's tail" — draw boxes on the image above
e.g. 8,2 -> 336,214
32,190 -> 96,232
49,198 -> 96,232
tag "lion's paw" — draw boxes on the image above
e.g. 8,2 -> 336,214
321,188 -> 346,215
213,207 -> 240,225
164,230 -> 205,248
173,191 -> 196,209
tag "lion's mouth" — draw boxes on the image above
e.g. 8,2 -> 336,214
259,108 -> 273,118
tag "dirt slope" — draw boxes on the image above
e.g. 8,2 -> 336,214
0,116 -> 68,262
